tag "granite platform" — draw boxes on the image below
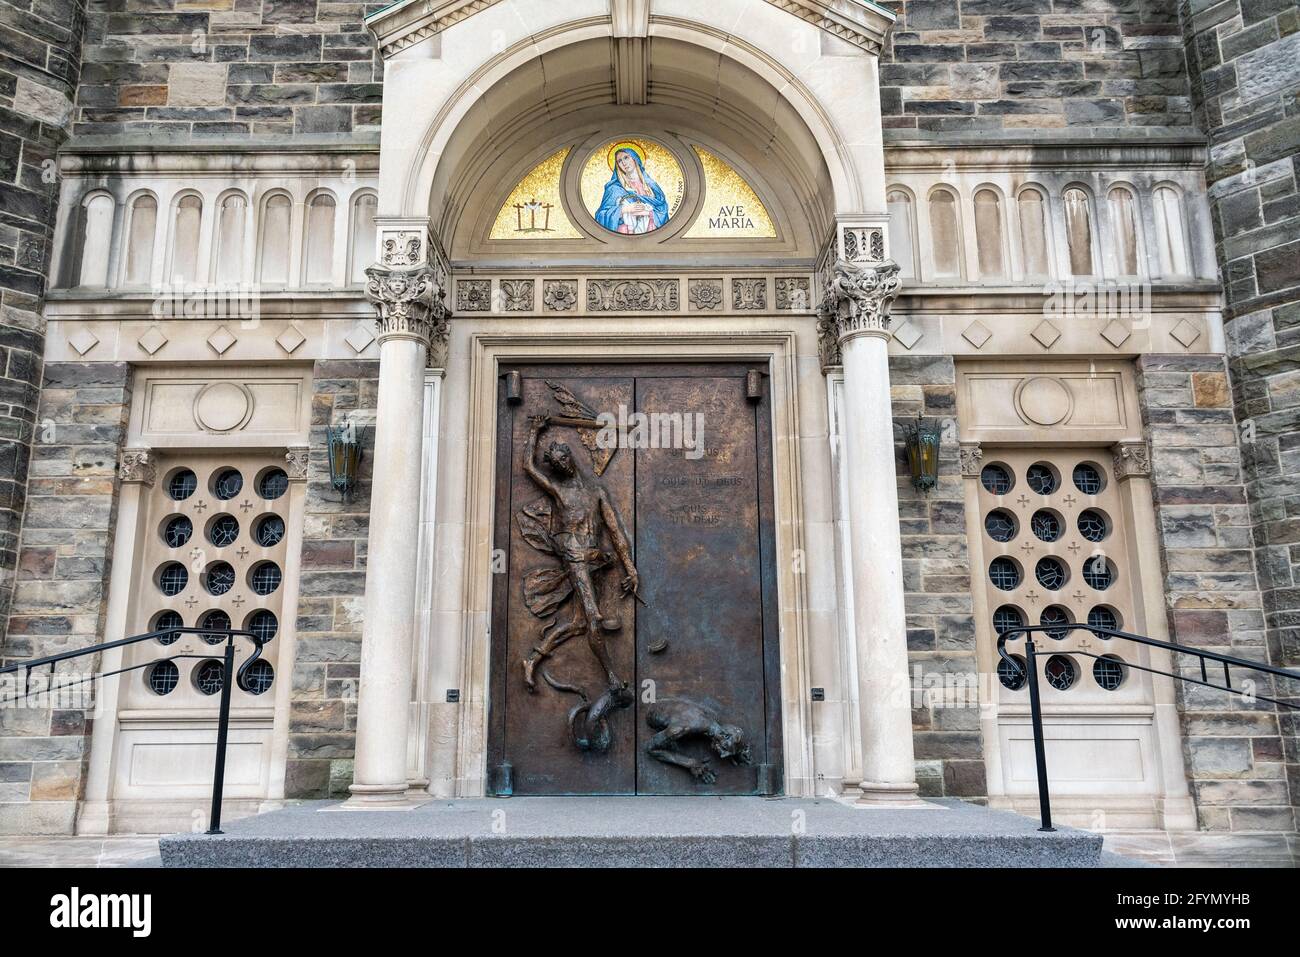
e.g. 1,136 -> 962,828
159,796 -> 1105,868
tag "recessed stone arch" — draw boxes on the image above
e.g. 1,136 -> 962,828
372,1 -> 892,237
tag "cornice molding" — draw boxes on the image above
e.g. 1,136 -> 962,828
367,0 -> 895,59
764,0 -> 895,54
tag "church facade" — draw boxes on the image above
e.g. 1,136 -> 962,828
0,0 -> 1296,855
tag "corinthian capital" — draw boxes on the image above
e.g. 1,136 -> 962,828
816,258 -> 902,371
365,263 -> 450,364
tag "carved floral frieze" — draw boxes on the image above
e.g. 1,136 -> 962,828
587,278 -> 679,312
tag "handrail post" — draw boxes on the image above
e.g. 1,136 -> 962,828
207,639 -> 236,835
1023,634 -> 1054,832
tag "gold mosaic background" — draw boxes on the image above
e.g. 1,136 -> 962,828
490,147 -> 582,240
683,147 -> 776,239
490,140 -> 775,240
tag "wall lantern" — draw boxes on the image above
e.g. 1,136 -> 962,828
905,416 -> 941,491
327,419 -> 363,501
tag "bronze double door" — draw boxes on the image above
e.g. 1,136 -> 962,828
487,362 -> 783,795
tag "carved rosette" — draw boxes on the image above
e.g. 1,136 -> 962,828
119,448 -> 156,486
816,258 -> 902,372
365,264 -> 451,365
285,446 -> 310,482
959,442 -> 983,477
1112,441 -> 1151,481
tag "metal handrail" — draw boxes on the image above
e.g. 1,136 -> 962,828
996,622 -> 1300,832
0,626 -> 270,834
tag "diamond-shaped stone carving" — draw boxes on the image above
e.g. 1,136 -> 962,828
276,324 -> 306,355
207,325 -> 237,355
1170,318 -> 1202,348
893,320 -> 922,350
345,324 -> 376,354
137,326 -> 168,355
1031,319 -> 1061,349
961,320 -> 992,349
1101,319 -> 1131,348
68,328 -> 99,356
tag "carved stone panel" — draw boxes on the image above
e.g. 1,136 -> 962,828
457,279 -> 492,312
731,278 -> 767,310
500,279 -> 534,312
775,277 -> 811,310
542,279 -> 578,312
688,278 -> 723,311
586,278 -> 679,312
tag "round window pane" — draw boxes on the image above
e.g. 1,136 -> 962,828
981,464 -> 1013,495
989,557 -> 1021,591
250,562 -> 281,596
147,660 -> 179,695
984,509 -> 1017,542
997,654 -> 1027,691
1026,463 -> 1058,495
158,562 -> 188,596
155,610 -> 184,645
1093,655 -> 1125,691
255,515 -> 285,548
1040,605 -> 1070,640
209,514 -> 240,548
200,609 -> 232,645
163,515 -> 193,548
992,604 -> 1024,635
1083,555 -> 1114,590
248,610 -> 278,642
1073,463 -> 1104,494
1035,556 -> 1067,590
1077,509 -> 1108,542
195,659 -> 225,696
1044,654 -> 1077,691
1087,605 -> 1118,638
168,469 -> 197,501
1030,509 -> 1061,542
241,659 -> 275,695
205,561 -> 236,596
258,468 -> 289,500
213,468 -> 243,501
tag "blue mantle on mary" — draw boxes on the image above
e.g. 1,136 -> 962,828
595,149 -> 671,234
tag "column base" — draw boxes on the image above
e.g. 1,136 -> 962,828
342,782 -> 419,809
854,781 -> 933,808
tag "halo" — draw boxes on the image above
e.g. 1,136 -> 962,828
607,141 -> 646,170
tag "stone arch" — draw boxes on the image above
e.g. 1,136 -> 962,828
376,3 -> 889,233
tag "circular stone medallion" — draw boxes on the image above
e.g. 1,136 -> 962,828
194,381 -> 253,433
1015,376 -> 1073,426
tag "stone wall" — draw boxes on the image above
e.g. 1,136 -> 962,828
879,0 -> 1193,133
1137,353 -> 1294,836
0,0 -> 86,631
1177,0 -> 1300,828
0,361 -> 131,834
285,358 -> 377,799
889,355 -> 986,800
73,0 -> 382,140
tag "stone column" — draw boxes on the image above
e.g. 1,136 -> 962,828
818,259 -> 918,804
1111,440 -> 1197,830
347,263 -> 448,805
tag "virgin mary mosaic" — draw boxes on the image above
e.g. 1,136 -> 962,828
580,138 -> 686,235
